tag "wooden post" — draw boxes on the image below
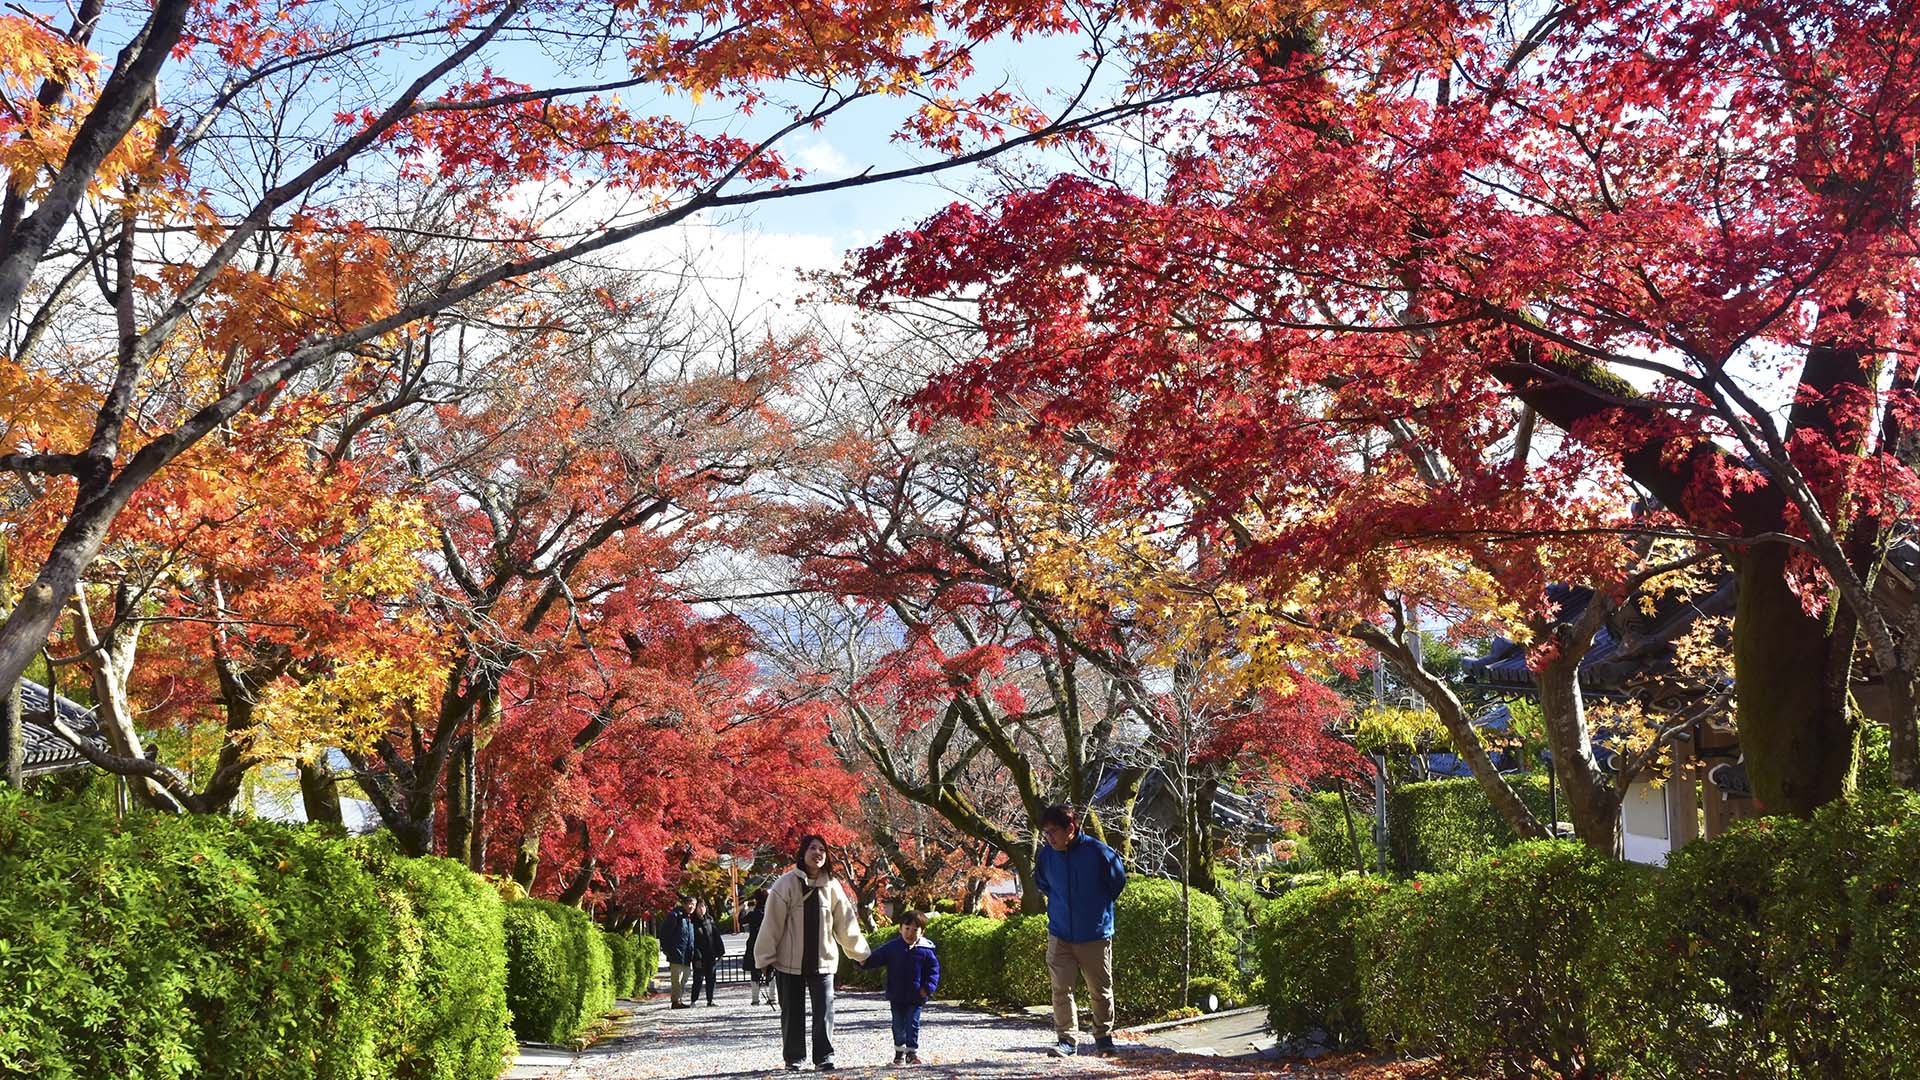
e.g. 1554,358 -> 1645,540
1667,736 -> 1699,853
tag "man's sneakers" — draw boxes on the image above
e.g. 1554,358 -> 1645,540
1094,1036 -> 1119,1057
784,1063 -> 803,1072
904,1051 -> 922,1065
816,1061 -> 837,1073
893,1049 -> 906,1066
1049,1039 -> 1078,1057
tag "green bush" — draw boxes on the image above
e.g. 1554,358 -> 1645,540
1001,914 -> 1053,1006
1588,796 -> 1920,1080
835,924 -> 898,990
1258,876 -> 1397,1046
369,848 -> 513,1080
0,792 -> 509,1080
924,914 -> 1004,1001
1384,774 -> 1554,875
1111,878 -> 1238,1023
502,898 -> 615,1043
607,931 -> 635,997
1361,841 -> 1636,1078
1304,790 -> 1379,873
633,934 -> 660,995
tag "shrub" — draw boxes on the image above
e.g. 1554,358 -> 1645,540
1258,876 -> 1398,1046
607,931 -> 635,998
835,924 -> 897,990
1111,878 -> 1238,1023
0,792 -> 508,1080
1384,774 -> 1554,876
924,914 -> 1004,1001
1304,790 -> 1379,873
503,898 -> 614,1043
1360,841 -> 1636,1077
1001,914 -> 1053,1006
1186,975 -> 1233,1010
1588,796 -> 1920,1080
1211,870 -> 1265,992
632,934 -> 660,995
369,847 -> 512,1080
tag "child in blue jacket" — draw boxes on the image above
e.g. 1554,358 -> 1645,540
860,910 -> 941,1064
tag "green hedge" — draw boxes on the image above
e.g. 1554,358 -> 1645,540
1260,795 -> 1920,1078
503,898 -> 615,1042
1258,876 -> 1397,1046
1000,914 -> 1053,1006
1306,775 -> 1557,878
1586,796 -> 1920,1079
0,792 -> 511,1080
924,914 -> 1003,1002
1304,791 -> 1379,873
1362,841 -> 1637,1077
633,934 -> 660,996
607,932 -> 636,998
1111,878 -> 1238,1022
1383,774 -> 1553,875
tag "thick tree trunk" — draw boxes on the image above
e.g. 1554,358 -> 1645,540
513,829 -> 542,890
444,734 -> 474,859
1735,545 -> 1858,815
1098,764 -> 1147,861
299,759 -> 344,827
1534,640 -> 1621,852
0,676 -> 20,791
1011,846 -> 1043,914
0,541 -> 20,791
1189,775 -> 1220,891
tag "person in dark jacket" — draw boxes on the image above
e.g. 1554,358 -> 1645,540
692,899 -> 725,1006
1033,804 -> 1127,1057
859,910 -> 940,1065
661,896 -> 697,1008
743,889 -> 776,1007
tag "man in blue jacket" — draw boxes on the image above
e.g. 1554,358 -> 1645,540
1033,804 -> 1127,1057
660,895 -> 697,1008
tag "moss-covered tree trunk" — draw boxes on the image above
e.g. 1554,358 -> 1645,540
298,758 -> 344,827
444,734 -> 474,859
1734,545 -> 1859,815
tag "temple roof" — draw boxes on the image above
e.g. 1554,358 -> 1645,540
1463,577 -> 1737,699
16,680 -> 109,777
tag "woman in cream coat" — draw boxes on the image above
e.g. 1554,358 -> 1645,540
752,834 -> 871,1071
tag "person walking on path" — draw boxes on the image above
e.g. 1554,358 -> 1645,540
1034,804 -> 1127,1058
692,899 -> 724,1006
753,833 -> 872,1072
859,910 -> 940,1066
742,889 -> 777,1008
661,896 -> 697,1009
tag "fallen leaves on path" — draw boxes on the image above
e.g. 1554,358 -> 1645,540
1106,1048 -> 1440,1079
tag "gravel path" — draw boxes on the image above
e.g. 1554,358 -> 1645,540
554,987 -> 1138,1080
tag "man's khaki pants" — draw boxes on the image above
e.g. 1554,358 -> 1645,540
669,962 -> 691,1005
1046,934 -> 1115,1040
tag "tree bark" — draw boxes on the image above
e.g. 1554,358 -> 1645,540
1534,626 -> 1621,852
445,734 -> 474,859
1735,545 -> 1859,815
299,758 -> 344,827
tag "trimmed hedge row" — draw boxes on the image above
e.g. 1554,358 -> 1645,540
502,898 -> 615,1043
603,931 -> 658,998
1305,774 -> 1556,877
835,881 -> 1240,1022
0,791 -> 513,1080
1262,796 -> 1920,1078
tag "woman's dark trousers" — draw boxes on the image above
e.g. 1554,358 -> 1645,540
776,971 -> 835,1065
